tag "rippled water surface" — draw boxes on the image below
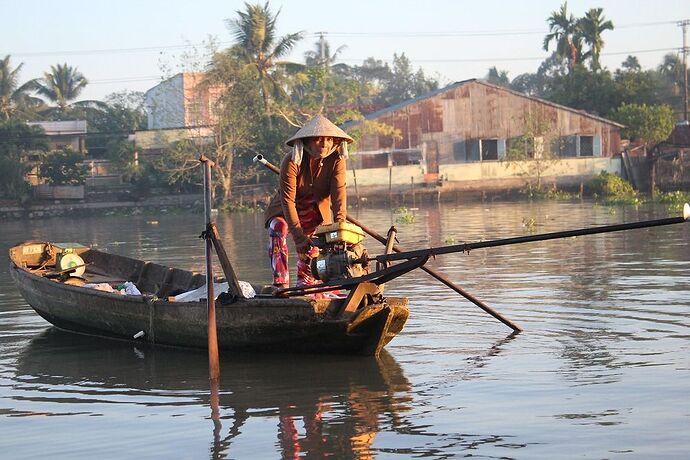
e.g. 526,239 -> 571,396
1,201 -> 689,459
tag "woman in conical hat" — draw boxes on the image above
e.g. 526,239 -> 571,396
264,114 -> 353,289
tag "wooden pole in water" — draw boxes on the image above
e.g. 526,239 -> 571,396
200,155 -> 221,409
252,154 -> 522,332
411,176 -> 415,207
376,204 -> 690,263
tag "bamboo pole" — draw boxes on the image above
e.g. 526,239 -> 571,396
200,155 -> 221,387
374,205 -> 690,264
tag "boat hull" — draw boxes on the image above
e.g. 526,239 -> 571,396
9,242 -> 409,356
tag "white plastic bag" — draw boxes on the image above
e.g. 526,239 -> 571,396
172,280 -> 255,302
122,281 -> 141,295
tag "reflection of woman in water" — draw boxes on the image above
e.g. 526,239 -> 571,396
276,352 -> 412,459
16,329 -> 413,459
276,385 -> 398,459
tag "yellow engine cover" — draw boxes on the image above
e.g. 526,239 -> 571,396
314,222 -> 365,245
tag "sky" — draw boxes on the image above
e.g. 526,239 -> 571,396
2,0 -> 688,102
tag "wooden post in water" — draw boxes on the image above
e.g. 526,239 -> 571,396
200,155 -> 221,424
411,176 -> 415,207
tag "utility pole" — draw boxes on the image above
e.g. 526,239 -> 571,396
317,32 -> 326,68
316,32 -> 328,110
680,19 -> 689,122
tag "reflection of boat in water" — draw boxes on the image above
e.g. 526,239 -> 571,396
16,328 -> 412,458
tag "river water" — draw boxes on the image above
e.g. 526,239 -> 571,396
1,201 -> 689,459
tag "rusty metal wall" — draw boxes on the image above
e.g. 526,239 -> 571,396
359,81 -> 622,162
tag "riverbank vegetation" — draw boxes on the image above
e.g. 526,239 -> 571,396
0,2 -> 687,208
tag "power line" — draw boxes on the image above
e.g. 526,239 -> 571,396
9,42 -> 234,58
328,20 -> 680,37
88,76 -> 163,85
336,47 -> 679,64
6,19 -> 685,58
19,47 -> 682,90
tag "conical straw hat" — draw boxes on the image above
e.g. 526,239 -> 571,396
285,114 -> 354,146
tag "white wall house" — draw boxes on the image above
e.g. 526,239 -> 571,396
144,73 -> 221,130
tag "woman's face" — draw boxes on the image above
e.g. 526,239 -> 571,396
306,136 -> 334,158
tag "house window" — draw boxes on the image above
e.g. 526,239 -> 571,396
554,134 -> 600,157
453,141 -> 466,162
481,139 -> 498,161
507,137 -> 542,159
580,136 -> 594,156
465,139 -> 480,162
560,136 -> 578,157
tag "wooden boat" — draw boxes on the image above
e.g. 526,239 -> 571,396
9,241 -> 410,356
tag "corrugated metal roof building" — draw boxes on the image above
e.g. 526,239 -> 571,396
344,79 -> 625,192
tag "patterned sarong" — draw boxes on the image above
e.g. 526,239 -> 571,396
268,195 -> 343,298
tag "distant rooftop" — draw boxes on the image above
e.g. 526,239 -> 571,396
27,120 -> 87,135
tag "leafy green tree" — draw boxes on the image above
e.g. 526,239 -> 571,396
578,8 -> 614,71
156,52 -> 270,201
510,54 -> 568,97
613,56 -> 660,107
0,55 -> 41,120
543,2 -> 583,70
208,56 -> 267,200
0,120 -> 48,199
504,107 -> 562,192
350,57 -> 392,110
303,37 -> 348,109
97,91 -> 147,133
611,103 -> 675,151
39,148 -> 88,185
377,53 -> 437,106
545,64 -> 618,116
226,2 -> 303,123
621,55 -> 641,72
656,53 -> 688,113
486,67 -> 510,87
149,138 -> 201,194
84,91 -> 147,174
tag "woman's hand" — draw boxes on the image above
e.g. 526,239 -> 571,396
296,240 -> 320,259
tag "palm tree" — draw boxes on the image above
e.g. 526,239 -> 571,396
579,8 -> 614,71
304,36 -> 347,69
657,52 -> 687,110
35,63 -> 88,111
226,2 -> 303,123
543,2 -> 582,70
0,55 -> 41,120
303,37 -> 348,109
658,53 -> 685,94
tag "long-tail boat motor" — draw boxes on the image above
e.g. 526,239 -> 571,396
310,222 -> 369,282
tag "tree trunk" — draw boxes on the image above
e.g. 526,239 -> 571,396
260,79 -> 273,130
218,150 -> 234,202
